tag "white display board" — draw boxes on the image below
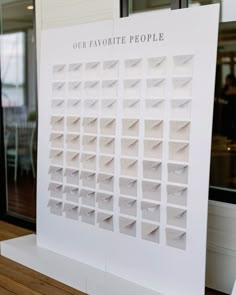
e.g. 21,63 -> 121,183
37,5 -> 219,295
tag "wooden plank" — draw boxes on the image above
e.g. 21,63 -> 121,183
0,286 -> 16,295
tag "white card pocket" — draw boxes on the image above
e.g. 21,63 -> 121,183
99,156 -> 114,174
80,207 -> 95,225
171,99 -> 191,119
68,81 -> 82,98
51,99 -> 65,114
84,99 -> 99,116
81,153 -> 96,170
50,133 -> 64,149
66,151 -> 80,168
147,57 -> 166,77
122,119 -> 139,137
48,182 -> 63,199
167,207 -> 187,229
103,60 -> 119,78
68,63 -> 82,80
143,160 -> 161,180
168,163 -> 188,184
97,213 -> 113,231
169,142 -> 189,162
52,82 -> 66,97
146,79 -> 165,98
64,168 -> 79,185
49,166 -> 63,182
142,181 -> 161,201
124,79 -> 141,98
167,185 -> 187,206
63,203 -> 79,220
85,62 -> 100,79
172,78 -> 192,98
145,120 -> 163,138
80,171 -> 96,189
169,121 -> 190,141
120,158 -> 138,177
80,189 -> 96,207
51,116 -> 64,132
67,116 -> 80,133
67,99 -> 81,115
82,135 -> 97,152
124,58 -> 142,77
166,228 -> 186,250
102,80 -> 118,98
119,197 -> 137,217
64,186 -> 79,203
101,99 -> 117,117
173,55 -> 193,76
66,134 -> 80,150
48,199 -> 63,216
52,64 -> 66,80
100,118 -> 116,135
142,222 -> 160,243
145,99 -> 164,118
97,173 -> 114,192
84,80 -> 100,98
96,193 -> 113,211
144,140 -> 162,159
99,137 -> 115,155
121,138 -> 139,157
119,217 -> 136,237
50,150 -> 63,165
83,117 -> 98,134
141,201 -> 160,222
119,178 -> 137,197
123,99 -> 140,117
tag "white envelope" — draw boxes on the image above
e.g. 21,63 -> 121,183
101,99 -> 117,117
99,137 -> 115,154
80,189 -> 96,207
50,116 -> 64,131
52,64 -> 66,80
143,160 -> 161,180
51,99 -> 65,114
97,173 -> 114,192
67,99 -> 81,115
142,181 -> 161,201
168,163 -> 188,184
120,158 -> 138,177
97,212 -> 113,231
144,139 -> 162,159
52,82 -> 66,97
167,185 -> 187,206
66,116 -> 80,133
169,142 -> 189,162
124,79 -> 141,98
48,182 -> 63,199
119,197 -> 137,217
172,77 -> 192,98
145,99 -> 164,118
63,203 -> 79,220
145,120 -> 163,138
83,117 -> 98,134
84,80 -> 100,98
50,149 -> 63,165
141,201 -> 160,222
142,222 -> 160,243
79,207 -> 95,225
103,60 -> 119,78
48,199 -> 63,216
66,151 -> 80,168
173,55 -> 194,76
68,63 -> 82,80
102,80 -> 118,98
66,134 -> 80,150
123,99 -> 140,117
80,171 -> 96,189
100,118 -> 116,135
167,206 -> 187,229
50,133 -> 64,149
147,57 -> 166,77
124,58 -> 142,77
169,121 -> 190,141
85,62 -> 100,79
64,186 -> 79,203
121,138 -> 139,157
96,193 -> 113,211
84,99 -> 99,115
82,135 -> 97,152
122,119 -> 139,137
99,156 -> 114,174
68,81 -> 82,97
171,99 -> 192,119
64,168 -> 79,185
81,153 -> 96,170
166,228 -> 186,250
119,217 -> 136,237
48,166 -> 63,182
146,78 -> 165,98
119,177 -> 137,197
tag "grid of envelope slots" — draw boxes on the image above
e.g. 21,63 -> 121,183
47,55 -> 194,249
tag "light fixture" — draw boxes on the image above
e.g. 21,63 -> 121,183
27,5 -> 34,10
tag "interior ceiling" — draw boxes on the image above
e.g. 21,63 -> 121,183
2,0 -> 34,32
